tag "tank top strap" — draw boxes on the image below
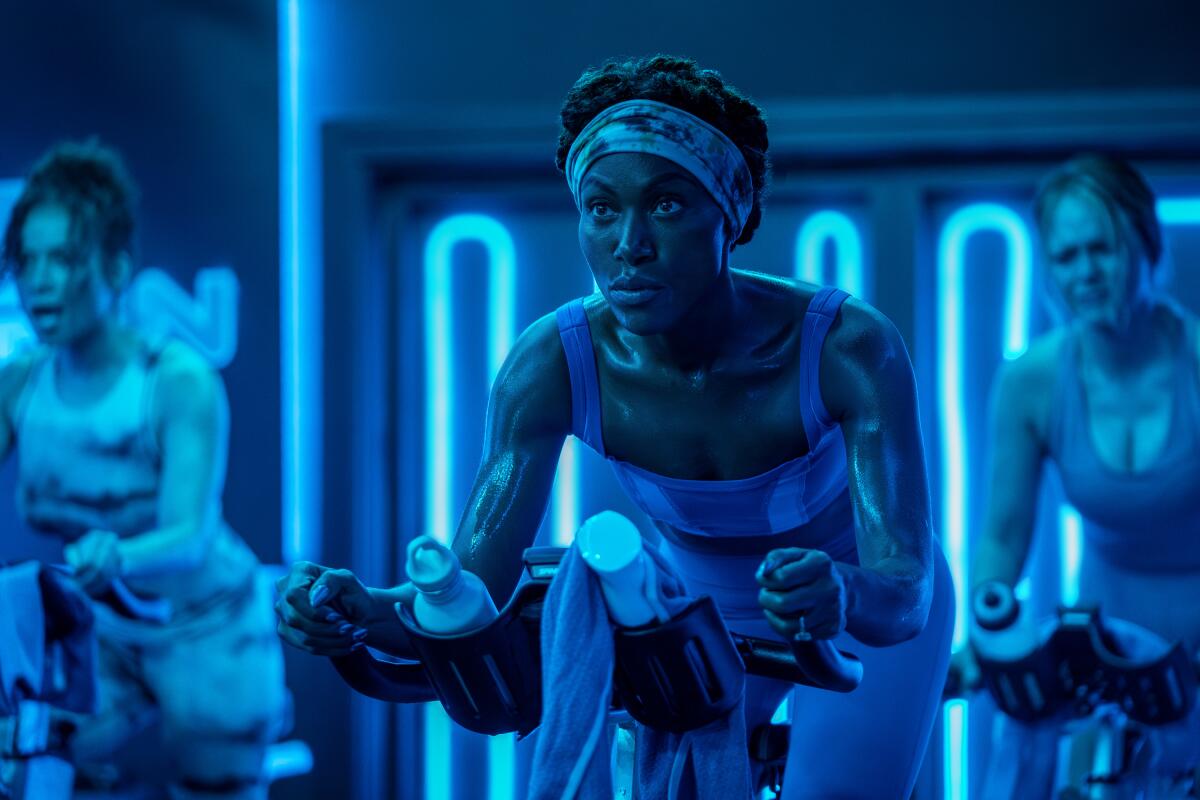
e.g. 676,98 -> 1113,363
554,299 -> 606,456
798,287 -> 850,448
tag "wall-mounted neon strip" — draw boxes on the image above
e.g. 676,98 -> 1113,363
794,210 -> 865,298
943,700 -> 968,800
1059,505 -> 1083,607
0,180 -> 32,361
424,214 -> 517,800
937,203 -> 1032,651
938,203 -> 1031,800
552,439 -> 580,545
1157,198 -> 1200,225
279,0 -> 318,563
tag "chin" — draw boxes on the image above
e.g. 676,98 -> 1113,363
609,305 -> 674,336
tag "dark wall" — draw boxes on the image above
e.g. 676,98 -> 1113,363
0,0 -> 280,564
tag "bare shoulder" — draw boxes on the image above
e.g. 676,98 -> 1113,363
490,308 -> 571,437
812,295 -> 914,421
151,339 -> 224,418
992,329 -> 1064,437
823,295 -> 906,366
0,347 -> 45,423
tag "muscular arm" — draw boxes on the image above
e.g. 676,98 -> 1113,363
366,313 -> 572,617
821,301 -> 934,646
970,355 -> 1047,593
116,343 -> 228,577
451,313 -> 573,602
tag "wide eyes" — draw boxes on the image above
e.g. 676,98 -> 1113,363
584,197 -> 683,220
587,201 -> 614,219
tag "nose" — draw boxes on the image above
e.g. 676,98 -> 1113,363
613,212 -> 655,266
19,255 -> 62,298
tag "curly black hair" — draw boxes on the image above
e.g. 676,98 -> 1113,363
2,140 -> 138,277
556,55 -> 770,248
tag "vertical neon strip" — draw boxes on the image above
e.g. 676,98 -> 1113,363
279,0 -> 317,562
943,700 -> 968,800
937,203 -> 1032,651
794,210 -> 864,297
424,214 -> 517,800
938,204 -> 1032,800
1059,505 -> 1083,607
553,438 -> 580,545
0,180 -> 32,360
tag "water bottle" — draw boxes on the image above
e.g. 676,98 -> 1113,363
575,511 -> 670,628
403,536 -> 498,635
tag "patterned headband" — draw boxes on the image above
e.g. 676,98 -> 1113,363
565,99 -> 754,239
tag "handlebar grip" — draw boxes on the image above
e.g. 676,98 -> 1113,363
734,635 -> 808,684
734,634 -> 863,692
789,638 -> 863,693
330,650 -> 438,704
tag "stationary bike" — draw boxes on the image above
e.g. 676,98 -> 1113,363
967,581 -> 1200,800
329,546 -> 865,798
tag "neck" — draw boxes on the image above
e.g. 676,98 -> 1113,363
58,318 -> 130,375
1076,299 -> 1170,376
644,268 -> 740,371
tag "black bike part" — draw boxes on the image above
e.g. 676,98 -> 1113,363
789,639 -> 864,693
612,595 -> 745,733
394,581 -> 547,737
1087,628 -> 1198,726
329,652 -> 437,705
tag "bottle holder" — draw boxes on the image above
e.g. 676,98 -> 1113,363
395,581 -> 547,737
612,595 -> 745,733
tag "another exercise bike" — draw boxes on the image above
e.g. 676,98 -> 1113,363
966,581 -> 1200,800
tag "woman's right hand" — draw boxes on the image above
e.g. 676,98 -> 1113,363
274,561 -> 373,657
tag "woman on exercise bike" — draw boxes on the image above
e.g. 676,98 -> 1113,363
961,155 -> 1200,797
276,54 -> 954,798
0,141 -> 286,800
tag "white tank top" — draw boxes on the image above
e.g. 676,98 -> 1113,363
12,338 -> 257,626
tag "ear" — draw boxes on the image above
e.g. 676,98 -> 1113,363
106,251 -> 133,292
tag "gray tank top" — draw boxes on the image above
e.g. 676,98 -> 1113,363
1047,320 -> 1200,571
12,339 -> 257,623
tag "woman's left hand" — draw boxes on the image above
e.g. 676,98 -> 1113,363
64,529 -> 124,596
756,548 -> 848,641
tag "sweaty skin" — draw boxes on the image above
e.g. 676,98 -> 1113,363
279,151 -> 934,656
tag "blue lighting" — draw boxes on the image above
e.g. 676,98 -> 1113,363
126,267 -> 241,368
1059,505 -> 1083,607
552,438 -> 580,545
1157,198 -> 1200,225
279,0 -> 316,564
937,203 -> 1033,652
424,213 -> 516,544
794,210 -> 865,297
0,180 -> 32,361
937,203 -> 1032,800
943,700 -> 968,800
424,214 -> 518,800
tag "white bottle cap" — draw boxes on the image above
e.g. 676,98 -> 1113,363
575,511 -> 643,574
406,535 -> 460,593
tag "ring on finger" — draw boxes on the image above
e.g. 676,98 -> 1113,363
794,614 -> 812,642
